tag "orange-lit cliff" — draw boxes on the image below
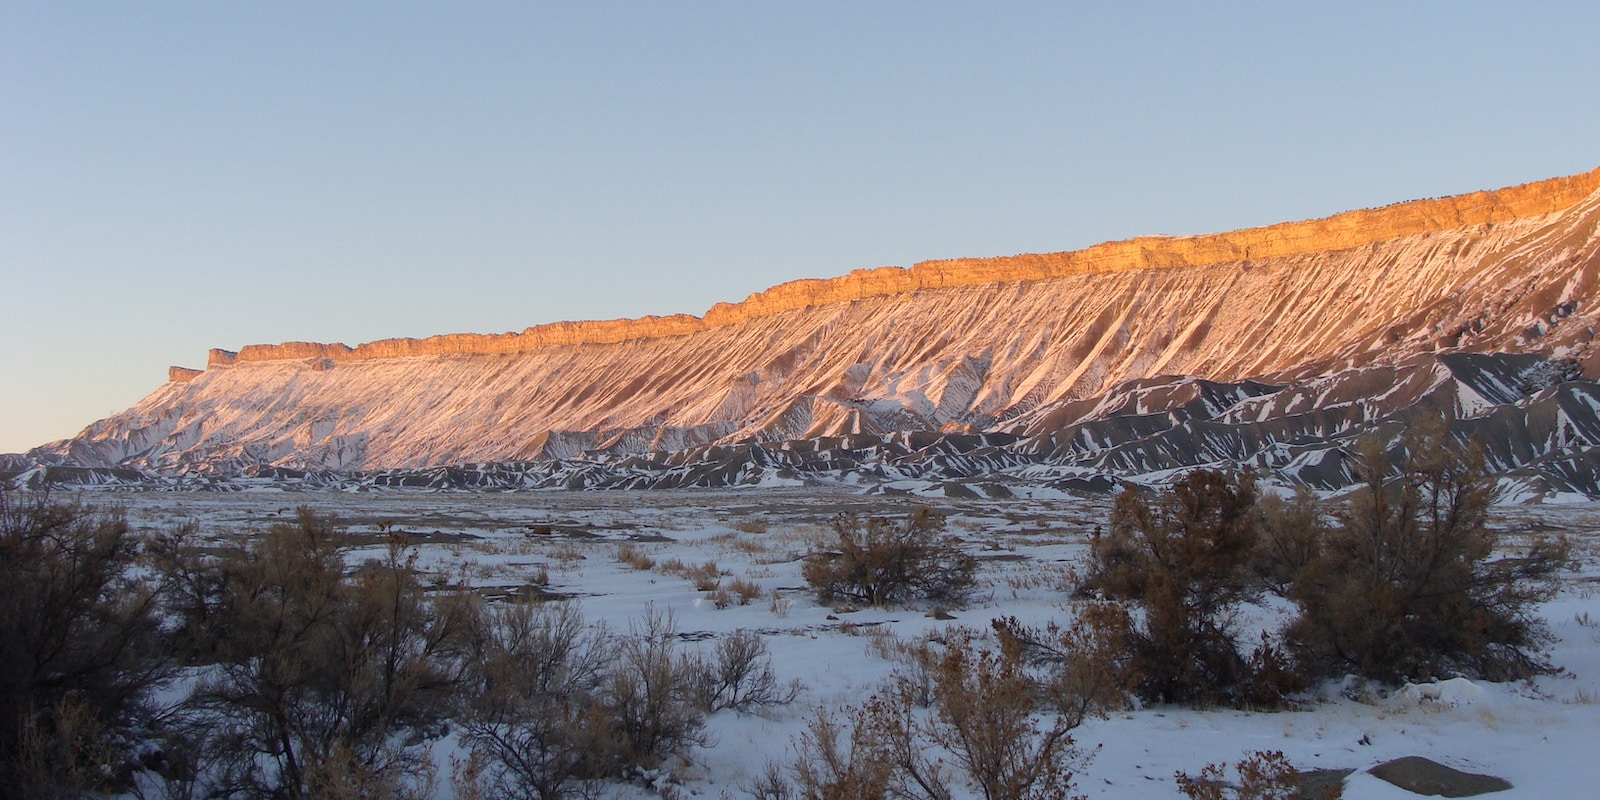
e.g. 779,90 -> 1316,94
35,165 -> 1600,474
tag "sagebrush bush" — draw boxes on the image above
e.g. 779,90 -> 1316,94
801,508 -> 976,607
603,607 -> 710,777
993,601 -> 1140,719
460,601 -> 614,800
1176,750 -> 1307,800
1251,487 -> 1328,596
164,509 -> 475,799
692,629 -> 800,714
782,633 -> 1081,800
0,491 -> 169,799
1288,419 -> 1569,682
1080,470 -> 1275,706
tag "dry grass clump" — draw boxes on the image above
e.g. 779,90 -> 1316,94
548,542 -> 587,563
706,529 -> 774,557
657,558 -> 726,591
614,542 -> 656,571
731,518 -> 768,534
726,576 -> 765,605
703,577 -> 764,609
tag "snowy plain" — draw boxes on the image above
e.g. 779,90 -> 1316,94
104,487 -> 1600,800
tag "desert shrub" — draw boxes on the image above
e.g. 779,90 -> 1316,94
1251,487 -> 1328,596
1081,470 -> 1271,706
1288,419 -> 1570,682
602,607 -> 710,778
787,705 -> 895,800
918,643 -> 1082,800
993,601 -> 1140,719
461,603 -> 719,797
864,629 -> 946,709
614,543 -> 655,571
165,508 -> 475,799
1079,502 -> 1149,601
782,637 -> 1082,800
801,508 -> 976,607
460,601 -> 615,800
692,629 -> 801,714
1176,750 -> 1305,800
0,491 -> 171,799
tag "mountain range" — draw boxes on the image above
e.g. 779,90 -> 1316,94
12,165 -> 1600,498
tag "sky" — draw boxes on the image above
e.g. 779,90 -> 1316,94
3,2 -> 1599,454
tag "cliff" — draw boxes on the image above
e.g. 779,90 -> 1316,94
30,164 -> 1600,476
198,166 -> 1600,370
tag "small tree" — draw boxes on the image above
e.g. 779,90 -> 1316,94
1250,487 -> 1328,596
1289,417 -> 1568,682
1081,470 -> 1271,705
801,508 -> 976,607
0,491 -> 170,799
170,508 -> 473,799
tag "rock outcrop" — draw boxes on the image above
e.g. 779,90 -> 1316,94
23,164 -> 1600,494
185,166 -> 1600,366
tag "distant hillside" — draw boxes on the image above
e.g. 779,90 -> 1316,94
21,165 -> 1600,498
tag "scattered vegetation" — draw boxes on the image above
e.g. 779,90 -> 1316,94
0,494 -> 810,799
1071,410 -> 1571,707
154,509 -> 477,799
1176,750 -> 1311,800
801,508 -> 977,607
0,421 -> 1578,798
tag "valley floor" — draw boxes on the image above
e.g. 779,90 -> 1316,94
103,487 -> 1600,799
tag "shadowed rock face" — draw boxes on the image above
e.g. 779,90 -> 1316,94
20,166 -> 1600,495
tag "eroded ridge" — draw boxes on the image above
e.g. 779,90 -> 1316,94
196,165 -> 1600,372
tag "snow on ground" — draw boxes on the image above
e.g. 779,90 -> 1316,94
100,487 -> 1600,799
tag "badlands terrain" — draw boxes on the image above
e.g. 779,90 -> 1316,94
9,165 -> 1600,497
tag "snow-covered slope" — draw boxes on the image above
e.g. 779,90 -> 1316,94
22,166 -> 1600,486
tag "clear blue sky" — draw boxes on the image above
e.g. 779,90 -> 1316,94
3,2 -> 1598,454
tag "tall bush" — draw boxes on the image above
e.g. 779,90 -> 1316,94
166,509 -> 474,799
1081,470 -> 1278,705
0,492 -> 169,799
1288,419 -> 1568,681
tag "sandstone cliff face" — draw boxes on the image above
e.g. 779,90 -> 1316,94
34,166 -> 1600,474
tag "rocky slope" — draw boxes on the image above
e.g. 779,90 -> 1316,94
17,165 -> 1600,495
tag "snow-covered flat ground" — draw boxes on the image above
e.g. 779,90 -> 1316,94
105,488 -> 1600,799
